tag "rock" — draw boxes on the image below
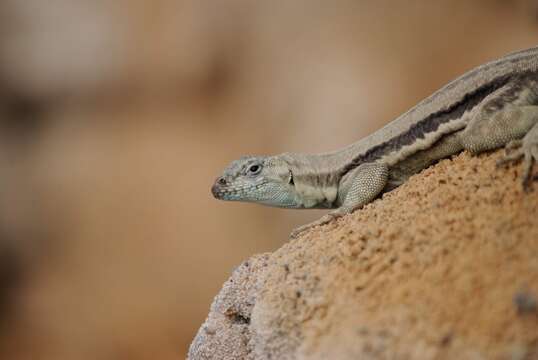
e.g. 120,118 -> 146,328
189,151 -> 538,360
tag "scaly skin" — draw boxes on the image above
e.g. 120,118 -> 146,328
212,46 -> 538,237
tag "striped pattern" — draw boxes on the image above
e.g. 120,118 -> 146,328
329,46 -> 538,174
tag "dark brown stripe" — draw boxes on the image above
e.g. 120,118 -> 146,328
340,73 -> 516,175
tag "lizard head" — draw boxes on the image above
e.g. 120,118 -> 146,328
211,155 -> 300,207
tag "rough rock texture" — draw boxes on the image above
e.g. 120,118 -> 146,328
189,150 -> 538,360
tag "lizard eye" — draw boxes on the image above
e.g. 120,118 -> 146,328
247,164 -> 262,175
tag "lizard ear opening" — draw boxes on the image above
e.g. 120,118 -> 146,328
288,170 -> 295,186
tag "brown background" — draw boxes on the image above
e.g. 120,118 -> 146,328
0,0 -> 536,358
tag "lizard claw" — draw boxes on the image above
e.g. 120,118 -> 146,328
497,128 -> 538,191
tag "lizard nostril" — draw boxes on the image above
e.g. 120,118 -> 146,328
218,177 -> 227,185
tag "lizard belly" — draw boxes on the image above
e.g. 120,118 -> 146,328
387,130 -> 464,188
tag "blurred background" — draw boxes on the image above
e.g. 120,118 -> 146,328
0,0 -> 536,358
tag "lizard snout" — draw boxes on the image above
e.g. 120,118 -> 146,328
211,177 -> 227,199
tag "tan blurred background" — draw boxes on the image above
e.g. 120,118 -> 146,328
0,0 -> 536,358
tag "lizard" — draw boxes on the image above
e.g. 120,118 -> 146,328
211,46 -> 538,238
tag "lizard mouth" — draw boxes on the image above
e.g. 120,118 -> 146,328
211,179 -> 261,201
211,178 -> 240,200
211,182 -> 225,199
211,176 -> 229,199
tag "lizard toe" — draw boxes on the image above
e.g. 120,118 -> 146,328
289,226 -> 307,239
497,130 -> 538,191
496,148 -> 524,168
497,127 -> 538,192
289,213 -> 339,239
522,144 -> 538,192
505,139 -> 523,151
522,152 -> 534,193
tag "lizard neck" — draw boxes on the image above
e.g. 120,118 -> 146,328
280,153 -> 341,209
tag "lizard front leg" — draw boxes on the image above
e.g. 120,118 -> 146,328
290,162 -> 388,238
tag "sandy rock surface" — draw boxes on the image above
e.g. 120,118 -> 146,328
189,150 -> 538,360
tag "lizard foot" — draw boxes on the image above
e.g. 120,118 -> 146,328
496,131 -> 538,192
290,213 -> 341,239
